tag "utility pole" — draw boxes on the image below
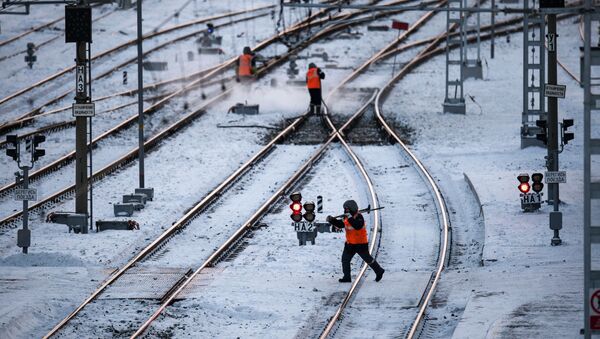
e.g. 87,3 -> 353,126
546,12 -> 561,245
136,0 -> 145,189
65,2 -> 92,233
75,37 -> 88,217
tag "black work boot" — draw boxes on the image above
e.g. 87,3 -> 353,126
370,260 -> 385,282
338,276 -> 351,283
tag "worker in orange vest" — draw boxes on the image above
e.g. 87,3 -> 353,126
327,200 -> 385,283
306,62 -> 325,114
236,46 -> 256,81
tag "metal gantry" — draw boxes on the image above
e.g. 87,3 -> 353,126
584,1 -> 600,336
443,0 -> 466,114
521,0 -> 546,148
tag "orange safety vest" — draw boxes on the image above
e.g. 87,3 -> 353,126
343,216 -> 368,244
238,54 -> 253,76
306,67 -> 321,89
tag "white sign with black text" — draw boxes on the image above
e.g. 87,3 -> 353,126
544,84 -> 566,98
76,65 -> 85,94
545,171 -> 567,184
72,103 -> 95,117
14,188 -> 37,201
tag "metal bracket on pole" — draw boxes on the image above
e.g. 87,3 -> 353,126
443,0 -> 466,114
520,0 -> 547,148
462,0 -> 483,79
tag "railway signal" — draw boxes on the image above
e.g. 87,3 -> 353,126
290,192 -> 302,222
25,42 -> 36,68
5,135 -> 19,161
536,119 -> 548,145
5,133 -> 44,254
561,119 -> 574,145
31,134 -> 46,162
303,201 -> 315,222
531,172 -> 544,193
518,173 -> 542,212
517,173 -> 530,193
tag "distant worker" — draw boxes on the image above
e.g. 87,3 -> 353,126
306,62 -> 325,114
237,46 -> 256,81
326,200 -> 385,283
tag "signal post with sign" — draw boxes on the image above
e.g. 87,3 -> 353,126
65,4 -> 93,229
5,134 -> 46,253
289,192 -> 336,246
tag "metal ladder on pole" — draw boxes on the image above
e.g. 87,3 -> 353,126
443,0 -> 466,114
520,0 -> 547,148
462,0 -> 483,79
86,42 -> 94,232
583,2 -> 600,337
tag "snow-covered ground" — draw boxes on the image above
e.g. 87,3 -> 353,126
0,1 -> 589,339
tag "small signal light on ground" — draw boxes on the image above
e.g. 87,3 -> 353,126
531,172 -> 544,193
290,192 -> 303,222
303,201 -> 315,222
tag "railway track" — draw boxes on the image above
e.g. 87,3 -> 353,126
0,0 -> 426,230
0,5 -> 276,128
41,3 -> 436,337
0,3 -> 346,224
127,5 -> 453,336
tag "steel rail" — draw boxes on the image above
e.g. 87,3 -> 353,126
0,0 -> 420,221
361,9 -> 578,338
0,6 -> 344,203
1,0 -> 411,130
134,2 -> 444,336
0,9 -> 116,63
129,88 -> 379,339
41,7 -> 386,335
0,16 -> 63,47
0,8 -> 272,129
317,98 -> 383,339
46,2 -> 423,334
373,41 -> 451,339
0,5 -> 274,108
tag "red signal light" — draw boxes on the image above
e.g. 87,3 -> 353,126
290,191 -> 303,222
291,202 -> 302,213
519,182 -> 530,193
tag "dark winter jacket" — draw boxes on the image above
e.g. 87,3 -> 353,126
329,213 -> 364,230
